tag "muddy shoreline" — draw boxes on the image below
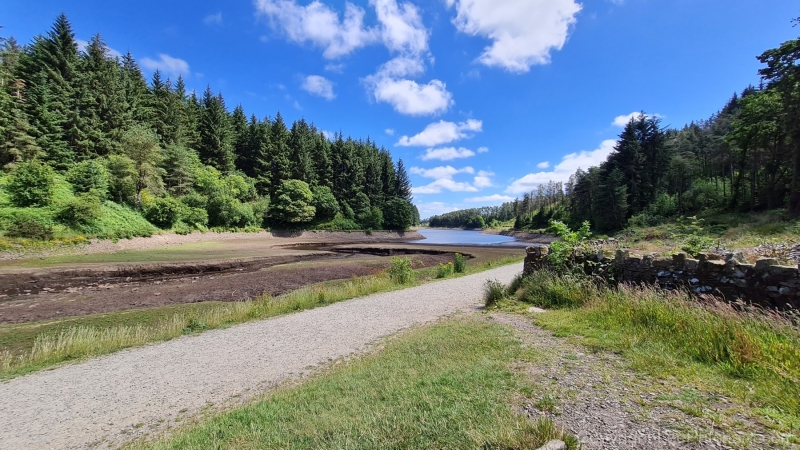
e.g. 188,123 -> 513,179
0,230 -> 424,261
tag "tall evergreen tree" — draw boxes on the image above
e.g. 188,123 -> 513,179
395,158 -> 412,202
198,86 -> 234,172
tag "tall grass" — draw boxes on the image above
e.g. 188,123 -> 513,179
515,271 -> 800,418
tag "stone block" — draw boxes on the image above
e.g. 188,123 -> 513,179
672,252 -> 687,268
769,266 -> 798,277
705,260 -> 726,272
685,259 -> 699,271
755,258 -> 778,272
652,258 -> 672,268
725,251 -> 746,264
615,249 -> 629,264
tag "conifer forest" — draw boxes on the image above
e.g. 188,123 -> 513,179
0,15 -> 419,241
428,21 -> 800,233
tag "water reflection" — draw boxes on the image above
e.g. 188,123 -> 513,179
410,229 -> 522,246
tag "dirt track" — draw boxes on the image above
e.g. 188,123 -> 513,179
0,264 -> 522,450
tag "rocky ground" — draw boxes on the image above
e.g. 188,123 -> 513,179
491,313 -> 789,450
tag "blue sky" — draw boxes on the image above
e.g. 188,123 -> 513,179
2,0 -> 797,218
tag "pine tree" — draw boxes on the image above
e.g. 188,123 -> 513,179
395,158 -> 412,202
288,118 -> 314,184
198,86 -> 234,172
268,112 -> 292,197
231,105 -> 249,172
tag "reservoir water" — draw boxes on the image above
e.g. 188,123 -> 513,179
410,229 -> 521,246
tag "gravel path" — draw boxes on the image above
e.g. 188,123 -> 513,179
0,264 -> 520,449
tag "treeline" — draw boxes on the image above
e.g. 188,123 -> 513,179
426,204 -> 516,229
0,14 -> 418,240
512,21 -> 800,233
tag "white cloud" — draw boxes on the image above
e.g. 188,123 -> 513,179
421,147 -> 476,161
322,130 -> 335,139
255,0 -> 379,59
325,63 -> 345,72
505,139 -> 617,194
410,165 -> 494,194
301,75 -> 336,100
140,54 -> 190,77
415,201 -> 460,217
397,119 -> 482,147
410,165 -> 474,179
537,161 -> 550,169
371,0 -> 429,55
368,77 -> 452,116
464,194 -> 514,204
413,179 -> 480,194
445,0 -> 581,73
204,12 -> 222,25
375,56 -> 426,78
385,128 -> 395,135
612,111 -> 664,127
612,112 -> 641,127
477,146 -> 489,153
76,39 -> 122,59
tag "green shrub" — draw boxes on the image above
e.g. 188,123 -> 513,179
388,257 -> 414,284
8,161 -> 55,207
91,202 -> 156,239
181,207 -> 209,228
382,198 -> 414,230
57,194 -> 103,228
5,220 -> 54,240
483,279 -> 505,307
516,271 -> 592,309
436,262 -> 454,278
144,197 -> 183,229
66,160 -> 109,198
359,206 -> 384,230
315,214 -> 361,231
312,186 -> 339,221
249,197 -> 270,228
454,253 -> 467,273
208,194 -> 257,228
546,220 -> 591,269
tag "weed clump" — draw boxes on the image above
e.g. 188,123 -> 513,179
483,279 -> 506,307
436,262 -> 454,278
388,257 -> 414,284
454,253 -> 467,273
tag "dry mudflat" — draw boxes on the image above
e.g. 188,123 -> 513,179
0,231 -> 523,324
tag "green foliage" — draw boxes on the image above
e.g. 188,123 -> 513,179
360,206 -> 384,230
465,215 -> 486,229
56,193 -> 103,228
546,220 -> 592,269
387,257 -> 414,284
5,220 -> 54,240
676,216 -> 714,257
454,253 -> 467,273
105,154 -> 137,205
207,194 -> 256,229
270,179 -> 316,224
66,159 -> 109,198
7,161 -> 55,207
382,198 -> 414,230
91,202 -> 156,239
143,197 -> 183,229
483,279 -> 505,307
314,214 -> 361,231
311,185 -> 339,221
436,262 -> 454,278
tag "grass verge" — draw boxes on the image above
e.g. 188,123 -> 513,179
0,254 -> 523,379
504,270 -> 800,442
131,319 -> 578,450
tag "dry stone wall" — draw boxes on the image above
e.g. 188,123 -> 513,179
524,246 -> 800,310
